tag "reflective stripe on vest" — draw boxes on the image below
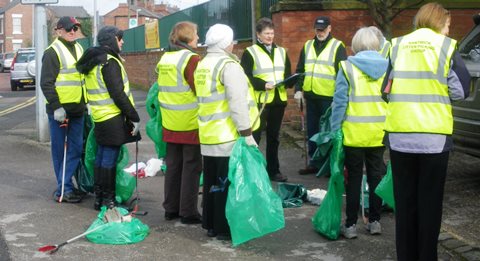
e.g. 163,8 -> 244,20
195,55 -> 259,145
340,61 -> 387,147
48,39 -> 84,104
246,45 -> 287,103
385,28 -> 456,134
156,50 -> 198,131
85,55 -> 134,122
380,40 -> 391,58
302,38 -> 342,97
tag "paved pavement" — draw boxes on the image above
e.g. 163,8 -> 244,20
0,87 -> 479,260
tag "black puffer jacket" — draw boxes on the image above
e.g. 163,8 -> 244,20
76,26 -> 140,146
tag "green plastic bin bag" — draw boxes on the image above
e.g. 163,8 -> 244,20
225,137 -> 285,246
375,161 -> 395,210
310,107 -> 334,177
84,126 -> 136,203
312,130 -> 345,240
86,207 -> 149,244
275,183 -> 307,208
145,82 -> 167,158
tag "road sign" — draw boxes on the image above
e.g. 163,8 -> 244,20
21,0 -> 58,4
129,18 -> 138,29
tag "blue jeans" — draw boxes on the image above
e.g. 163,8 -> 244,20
48,113 -> 84,196
95,145 -> 120,168
306,99 -> 331,166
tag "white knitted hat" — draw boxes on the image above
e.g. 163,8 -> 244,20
205,24 -> 234,49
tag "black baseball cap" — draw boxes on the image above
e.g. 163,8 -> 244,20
56,16 -> 81,31
314,16 -> 330,30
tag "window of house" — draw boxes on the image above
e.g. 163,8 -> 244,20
0,15 -> 4,35
12,39 -> 22,51
12,14 -> 22,34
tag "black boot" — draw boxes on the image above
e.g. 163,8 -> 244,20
102,167 -> 117,209
93,167 -> 103,211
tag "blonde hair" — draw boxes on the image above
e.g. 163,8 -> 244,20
414,2 -> 450,33
169,21 -> 198,44
351,27 -> 380,54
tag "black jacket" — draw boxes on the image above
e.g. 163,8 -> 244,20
240,42 -> 292,106
76,46 -> 140,146
40,37 -> 86,116
295,34 -> 347,100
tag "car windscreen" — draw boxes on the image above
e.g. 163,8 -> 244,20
15,53 -> 35,63
5,53 -> 14,59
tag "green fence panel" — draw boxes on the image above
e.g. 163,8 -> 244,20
77,0 -> 279,53
77,37 -> 92,50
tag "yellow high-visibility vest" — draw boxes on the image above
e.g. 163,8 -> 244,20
157,49 -> 198,131
48,38 -> 84,104
195,55 -> 259,145
85,54 -> 135,123
340,61 -> 387,147
246,45 -> 287,104
385,28 -> 456,134
302,38 -> 343,97
379,40 -> 391,58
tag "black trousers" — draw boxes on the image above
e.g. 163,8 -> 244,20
202,156 -> 230,235
253,105 -> 285,177
390,149 -> 449,261
163,143 -> 202,217
344,146 -> 385,226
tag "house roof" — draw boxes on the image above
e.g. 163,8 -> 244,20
0,0 -> 21,13
47,6 -> 90,18
130,5 -> 162,19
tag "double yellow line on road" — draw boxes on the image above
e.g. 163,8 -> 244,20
0,97 -> 36,117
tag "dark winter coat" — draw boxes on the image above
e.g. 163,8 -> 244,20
76,32 -> 140,146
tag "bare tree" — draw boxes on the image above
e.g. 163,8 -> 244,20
359,0 -> 424,39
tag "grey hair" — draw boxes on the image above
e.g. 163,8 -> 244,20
351,27 -> 380,54
368,26 -> 385,43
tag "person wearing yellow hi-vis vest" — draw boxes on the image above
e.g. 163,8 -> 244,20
294,16 -> 347,175
382,3 -> 470,260
196,24 -> 259,241
240,17 -> 293,182
330,27 -> 388,240
76,26 -> 140,210
156,22 -> 203,225
369,26 -> 391,59
41,17 -> 86,204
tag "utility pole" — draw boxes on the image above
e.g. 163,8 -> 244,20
22,0 -> 58,142
93,0 -> 98,45
35,5 -> 49,142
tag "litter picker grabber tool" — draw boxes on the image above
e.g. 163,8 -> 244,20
38,223 -> 105,254
38,208 -> 129,254
59,119 -> 69,203
252,91 -> 269,129
129,139 -> 148,216
300,98 -> 308,169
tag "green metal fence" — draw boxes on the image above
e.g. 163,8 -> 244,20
79,0 -> 279,53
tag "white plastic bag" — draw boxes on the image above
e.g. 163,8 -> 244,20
307,189 -> 327,205
144,158 -> 164,177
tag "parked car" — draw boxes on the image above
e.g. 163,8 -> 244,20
454,14 -> 480,157
10,48 -> 35,91
0,52 -> 14,72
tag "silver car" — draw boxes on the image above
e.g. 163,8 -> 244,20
455,14 -> 480,157
10,48 -> 35,91
0,52 -> 14,72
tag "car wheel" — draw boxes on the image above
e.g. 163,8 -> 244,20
10,80 -> 17,91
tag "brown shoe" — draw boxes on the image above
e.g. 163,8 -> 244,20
298,166 -> 319,175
